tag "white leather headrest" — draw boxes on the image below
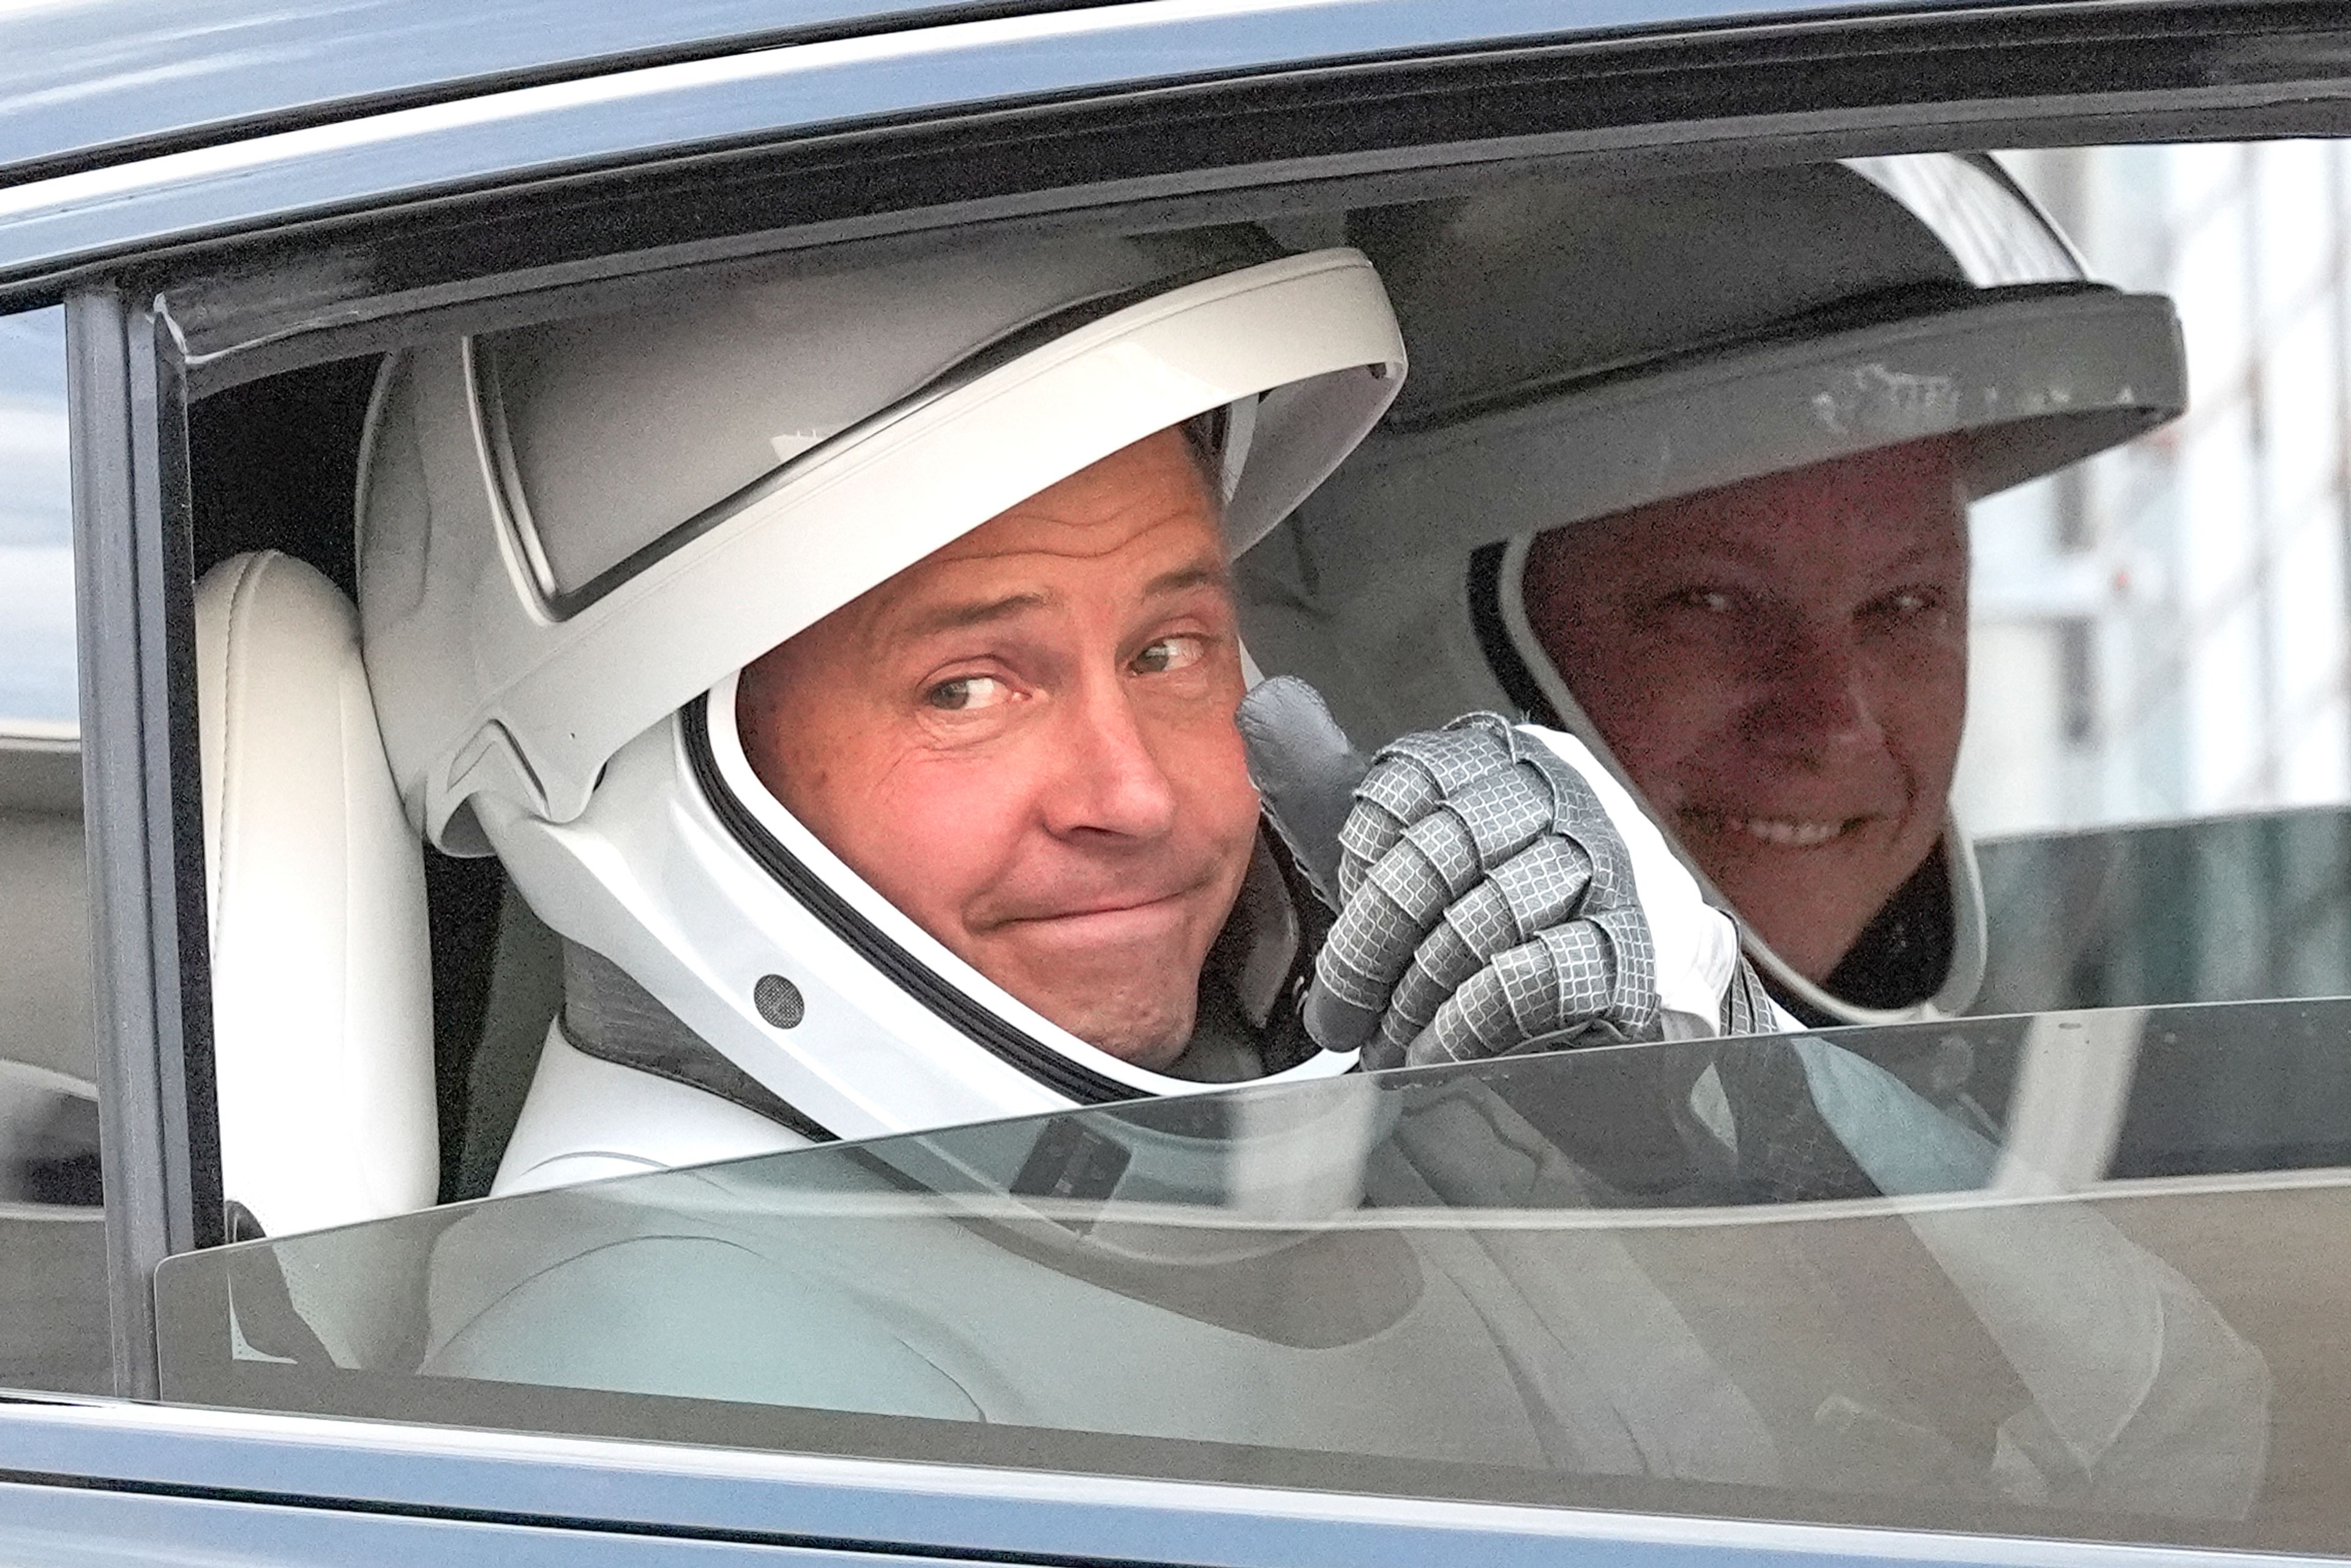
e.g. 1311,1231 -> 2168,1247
196,551 -> 438,1235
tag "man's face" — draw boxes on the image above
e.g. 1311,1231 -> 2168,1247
1521,438 -> 1968,983
737,427 -> 1259,1070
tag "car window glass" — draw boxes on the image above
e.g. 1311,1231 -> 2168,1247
1959,143 -> 2351,1011
1235,142 -> 2351,1021
0,305 -> 109,1396
151,140 -> 2351,1544
158,1013 -> 2342,1555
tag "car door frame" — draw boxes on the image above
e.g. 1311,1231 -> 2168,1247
67,288 -> 219,1399
2,1393 -> 2330,1567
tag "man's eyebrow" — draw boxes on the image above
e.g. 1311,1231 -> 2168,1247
1873,537 -> 1971,573
898,591 -> 1054,640
1142,563 -> 1231,599
894,563 -> 1228,642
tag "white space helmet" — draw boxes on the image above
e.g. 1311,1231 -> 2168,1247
1243,155 -> 2187,1026
356,234 -> 1406,1144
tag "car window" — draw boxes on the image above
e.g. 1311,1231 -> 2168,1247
171,144 -> 2351,1172
1958,143 -> 2351,1013
1229,140 -> 2351,1024
143,128 -> 2351,1554
157,1011 -> 2344,1553
0,305 -> 109,1397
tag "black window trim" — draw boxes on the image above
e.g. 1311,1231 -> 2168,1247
67,287 -> 221,1398
78,0 -> 2351,403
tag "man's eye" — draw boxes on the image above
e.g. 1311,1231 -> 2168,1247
924,674 -> 1012,711
1131,636 -> 1207,675
1873,587 -> 1945,618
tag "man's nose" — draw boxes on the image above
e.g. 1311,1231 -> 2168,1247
1747,627 -> 1883,757
1042,675 -> 1181,841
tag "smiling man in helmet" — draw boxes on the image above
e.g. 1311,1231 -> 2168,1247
354,233 -> 1773,1196
1261,156 -> 2187,1024
733,424 -> 1264,1076
1515,433 -> 1971,1008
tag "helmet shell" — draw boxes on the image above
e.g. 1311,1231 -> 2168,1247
360,238 -> 1406,852
356,237 -> 1409,1154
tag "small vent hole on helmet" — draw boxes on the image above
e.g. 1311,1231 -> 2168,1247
753,973 -> 806,1029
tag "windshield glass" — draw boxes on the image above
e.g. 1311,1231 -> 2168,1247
158,1003 -> 2347,1553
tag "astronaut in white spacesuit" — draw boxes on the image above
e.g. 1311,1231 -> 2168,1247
353,231 -> 1769,1196
1260,155 -> 2189,1026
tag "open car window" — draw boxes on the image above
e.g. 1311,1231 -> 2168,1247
157,1007 -> 2344,1553
1228,141 -> 2351,1026
140,123 -> 2351,1557
188,143 -> 2351,1231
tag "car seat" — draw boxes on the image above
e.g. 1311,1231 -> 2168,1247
194,550 -> 438,1240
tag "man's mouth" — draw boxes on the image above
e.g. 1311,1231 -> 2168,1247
1030,892 -> 1188,920
987,880 -> 1208,931
1684,809 -> 1873,849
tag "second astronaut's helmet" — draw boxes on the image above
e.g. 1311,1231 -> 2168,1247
1247,154 -> 2188,1025
356,231 -> 1407,1165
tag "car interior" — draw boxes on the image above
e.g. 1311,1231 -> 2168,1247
14,131 -> 2351,1539
191,359 -> 568,1209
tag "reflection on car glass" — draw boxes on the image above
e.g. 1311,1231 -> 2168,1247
154,1008 -> 2351,1551
0,1055 -> 105,1397
0,309 -> 73,731
1976,809 -> 2351,1015
0,1060 -> 99,1207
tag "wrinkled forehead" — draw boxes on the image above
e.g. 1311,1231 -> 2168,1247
930,425 -> 1223,555
1535,437 -> 1971,577
801,426 -> 1234,645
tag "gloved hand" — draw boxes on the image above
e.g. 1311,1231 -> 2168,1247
1239,677 -> 1664,1071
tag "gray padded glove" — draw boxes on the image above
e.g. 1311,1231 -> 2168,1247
1239,679 -> 1663,1071
1321,713 -> 1662,1069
